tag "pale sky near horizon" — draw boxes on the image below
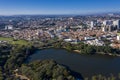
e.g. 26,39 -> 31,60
0,0 -> 120,15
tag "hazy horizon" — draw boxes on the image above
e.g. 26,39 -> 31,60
0,0 -> 120,15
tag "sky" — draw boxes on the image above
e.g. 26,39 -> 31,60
0,0 -> 120,15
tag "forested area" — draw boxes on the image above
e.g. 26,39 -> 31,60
0,44 -> 35,80
0,44 -> 80,80
53,41 -> 120,56
18,60 -> 76,80
0,40 -> 120,80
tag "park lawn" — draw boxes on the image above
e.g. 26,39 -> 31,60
0,37 -> 13,41
0,37 -> 30,46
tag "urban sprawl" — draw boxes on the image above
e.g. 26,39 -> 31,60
0,14 -> 120,48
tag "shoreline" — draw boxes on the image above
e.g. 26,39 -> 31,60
73,49 -> 120,57
36,46 -> 120,57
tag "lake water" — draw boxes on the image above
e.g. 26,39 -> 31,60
27,48 -> 120,78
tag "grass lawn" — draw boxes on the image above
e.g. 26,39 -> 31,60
0,37 -> 31,46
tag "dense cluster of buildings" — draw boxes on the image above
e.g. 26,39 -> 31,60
0,14 -> 120,48
90,20 -> 120,32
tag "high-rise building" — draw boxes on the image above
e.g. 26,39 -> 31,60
102,25 -> 113,32
90,20 -> 97,28
108,25 -> 113,32
117,35 -> 120,41
103,20 -> 112,26
117,33 -> 120,41
91,21 -> 94,28
113,20 -> 120,29
103,20 -> 108,26
5,25 -> 13,30
102,26 -> 106,32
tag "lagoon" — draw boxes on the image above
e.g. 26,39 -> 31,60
27,48 -> 120,77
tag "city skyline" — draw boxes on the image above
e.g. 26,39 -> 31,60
0,0 -> 120,15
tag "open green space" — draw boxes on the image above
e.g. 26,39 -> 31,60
0,37 -> 31,46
